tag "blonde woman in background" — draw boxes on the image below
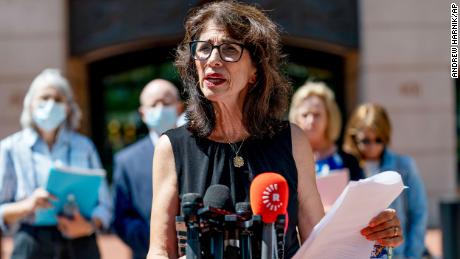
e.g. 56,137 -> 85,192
289,81 -> 364,181
343,103 -> 428,259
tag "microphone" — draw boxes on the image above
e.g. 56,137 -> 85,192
203,185 -> 232,208
250,172 -> 289,259
201,185 -> 234,259
181,193 -> 203,259
236,202 -> 252,221
235,202 -> 253,259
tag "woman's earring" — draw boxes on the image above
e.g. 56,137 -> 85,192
249,70 -> 257,84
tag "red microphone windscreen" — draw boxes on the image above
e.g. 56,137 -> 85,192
250,172 -> 289,223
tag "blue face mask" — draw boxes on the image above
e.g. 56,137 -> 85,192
32,100 -> 67,132
144,105 -> 177,134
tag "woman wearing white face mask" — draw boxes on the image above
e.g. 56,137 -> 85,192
0,69 -> 112,259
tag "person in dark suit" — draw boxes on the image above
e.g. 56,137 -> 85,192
112,79 -> 180,259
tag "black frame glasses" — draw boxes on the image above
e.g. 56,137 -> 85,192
189,41 -> 245,62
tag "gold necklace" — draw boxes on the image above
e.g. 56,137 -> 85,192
228,139 -> 245,168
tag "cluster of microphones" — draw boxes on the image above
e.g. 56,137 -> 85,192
176,172 -> 289,259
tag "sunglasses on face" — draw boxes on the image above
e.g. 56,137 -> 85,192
355,137 -> 384,145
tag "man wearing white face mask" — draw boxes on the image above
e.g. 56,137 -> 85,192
112,79 -> 180,259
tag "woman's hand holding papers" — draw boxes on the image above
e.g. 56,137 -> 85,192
360,208 -> 403,247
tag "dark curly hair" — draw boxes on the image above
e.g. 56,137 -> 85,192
175,1 -> 291,139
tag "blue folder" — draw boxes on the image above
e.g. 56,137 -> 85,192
34,165 -> 105,226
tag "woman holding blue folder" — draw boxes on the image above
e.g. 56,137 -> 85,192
0,69 -> 112,259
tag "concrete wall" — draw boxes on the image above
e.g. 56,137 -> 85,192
0,0 -> 67,138
360,0 -> 456,226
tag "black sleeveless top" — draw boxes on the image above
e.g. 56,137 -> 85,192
165,123 -> 301,257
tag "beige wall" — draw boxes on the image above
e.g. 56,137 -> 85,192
360,0 -> 456,226
0,0 -> 67,138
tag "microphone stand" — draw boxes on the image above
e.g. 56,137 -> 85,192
235,202 -> 253,259
274,215 -> 286,259
186,219 -> 202,259
240,215 -> 259,259
198,207 -> 227,259
261,222 -> 275,259
210,228 -> 224,259
181,193 -> 203,259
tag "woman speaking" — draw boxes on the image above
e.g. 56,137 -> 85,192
147,2 -> 403,258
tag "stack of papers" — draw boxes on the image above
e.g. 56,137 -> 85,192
294,171 -> 405,259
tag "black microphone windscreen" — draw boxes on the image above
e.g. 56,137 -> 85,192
181,193 -> 203,217
203,184 -> 234,212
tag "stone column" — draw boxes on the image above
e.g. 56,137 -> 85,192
0,0 -> 67,138
359,0 -> 456,226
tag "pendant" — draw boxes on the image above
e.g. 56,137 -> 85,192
233,155 -> 245,168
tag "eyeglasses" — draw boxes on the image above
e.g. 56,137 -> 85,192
356,137 -> 384,145
189,41 -> 245,62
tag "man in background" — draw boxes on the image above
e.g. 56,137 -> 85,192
112,79 -> 180,259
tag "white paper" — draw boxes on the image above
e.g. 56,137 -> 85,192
293,171 -> 405,259
316,169 -> 349,210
